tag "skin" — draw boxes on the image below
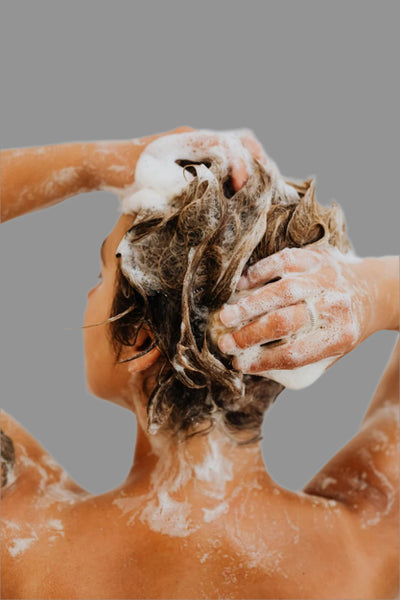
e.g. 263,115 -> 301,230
217,247 -> 399,371
1,133 -> 399,599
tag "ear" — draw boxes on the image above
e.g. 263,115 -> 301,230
122,326 -> 162,373
126,345 -> 162,373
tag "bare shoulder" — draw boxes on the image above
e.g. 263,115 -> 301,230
1,411 -> 91,599
302,342 -> 399,529
300,342 -> 399,597
1,409 -> 89,500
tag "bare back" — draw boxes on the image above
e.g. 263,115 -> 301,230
1,407 -> 397,600
2,340 -> 399,599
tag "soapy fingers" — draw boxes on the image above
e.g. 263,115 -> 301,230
237,247 -> 325,291
183,130 -> 258,192
231,328 -> 343,373
236,129 -> 269,167
218,303 -> 311,353
219,276 -> 312,329
217,246 -> 370,379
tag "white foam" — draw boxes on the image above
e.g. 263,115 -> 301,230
139,490 -> 197,538
8,536 -> 37,557
320,476 -> 338,490
118,130 -> 255,216
112,389 -> 251,537
117,129 -> 299,219
202,501 -> 230,523
47,518 -> 64,534
258,357 -> 336,389
229,340 -> 335,389
193,436 -> 234,490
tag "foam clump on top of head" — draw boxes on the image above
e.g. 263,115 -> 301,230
118,129 -> 298,218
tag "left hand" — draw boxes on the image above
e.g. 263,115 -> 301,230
236,128 -> 269,167
89,126 -> 195,189
92,127 -> 268,193
217,246 -> 374,374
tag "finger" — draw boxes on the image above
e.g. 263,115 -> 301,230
218,304 -> 310,354
174,126 -> 195,134
230,157 -> 248,192
220,277 -> 311,328
184,133 -> 249,191
237,248 -> 320,290
237,130 -> 268,167
232,328 -> 342,373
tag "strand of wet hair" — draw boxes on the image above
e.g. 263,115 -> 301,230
64,305 -> 135,330
116,340 -> 158,364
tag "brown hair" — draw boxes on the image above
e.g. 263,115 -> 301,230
110,158 -> 350,444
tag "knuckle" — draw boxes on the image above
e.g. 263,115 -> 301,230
233,328 -> 251,349
246,265 -> 261,284
258,315 -> 276,339
278,247 -> 291,264
342,324 -> 358,346
280,278 -> 299,301
335,293 -> 351,310
282,346 -> 298,368
280,247 -> 291,258
236,298 -> 249,316
272,312 -> 289,333
251,256 -> 272,276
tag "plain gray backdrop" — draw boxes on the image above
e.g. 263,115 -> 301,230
1,1 -> 398,495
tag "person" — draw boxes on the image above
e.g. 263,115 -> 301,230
1,127 -> 398,600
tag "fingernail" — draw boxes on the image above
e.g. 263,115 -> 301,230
218,333 -> 237,354
236,276 -> 249,290
220,304 -> 240,327
232,357 -> 240,370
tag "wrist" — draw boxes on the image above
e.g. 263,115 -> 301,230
362,256 -> 399,334
84,140 -> 140,191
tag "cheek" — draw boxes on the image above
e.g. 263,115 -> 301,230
83,280 -> 132,402
83,288 -> 117,399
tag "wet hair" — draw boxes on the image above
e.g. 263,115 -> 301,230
109,158 -> 350,445
1,429 -> 15,488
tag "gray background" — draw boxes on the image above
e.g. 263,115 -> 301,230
1,1 -> 398,495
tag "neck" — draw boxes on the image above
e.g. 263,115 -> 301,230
121,371 -> 277,501
114,371 -> 278,538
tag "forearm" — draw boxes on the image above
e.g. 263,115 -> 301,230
361,337 -> 399,426
0,140 -> 140,222
361,255 -> 399,424
364,255 -> 399,335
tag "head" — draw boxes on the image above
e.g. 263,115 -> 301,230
84,158 -> 350,445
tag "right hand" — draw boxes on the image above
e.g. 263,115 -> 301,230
217,247 -> 396,375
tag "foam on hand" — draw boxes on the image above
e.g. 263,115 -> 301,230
116,128 -> 299,218
118,130 -> 254,216
208,309 -> 335,390
257,358 -> 336,389
229,338 -> 336,389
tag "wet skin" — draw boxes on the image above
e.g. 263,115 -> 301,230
1,133 -> 399,599
2,218 -> 398,599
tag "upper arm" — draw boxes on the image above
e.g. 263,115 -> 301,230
302,341 -> 399,535
1,409 -> 87,500
0,144 -> 92,222
1,427 -> 16,489
1,410 -> 28,495
302,405 -> 399,596
303,406 -> 399,514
